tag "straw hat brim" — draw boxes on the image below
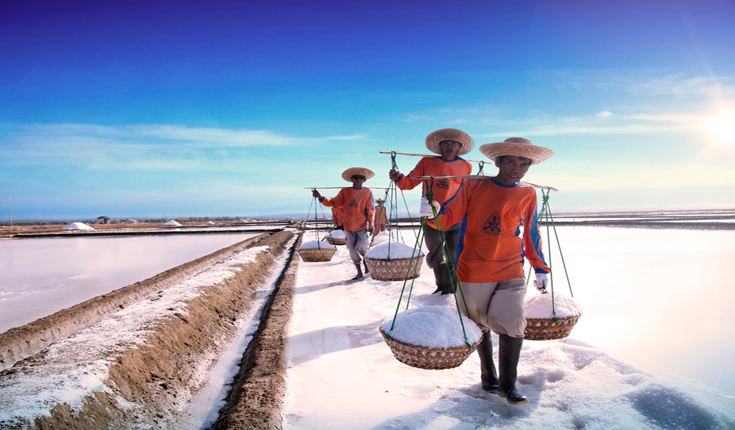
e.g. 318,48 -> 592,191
479,142 -> 554,165
341,167 -> 375,182
425,128 -> 474,156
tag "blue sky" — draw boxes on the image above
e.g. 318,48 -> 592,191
1,0 -> 734,220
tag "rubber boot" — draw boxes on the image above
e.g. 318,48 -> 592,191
498,334 -> 529,405
476,333 -> 499,393
351,263 -> 364,280
363,260 -> 370,275
432,263 -> 451,295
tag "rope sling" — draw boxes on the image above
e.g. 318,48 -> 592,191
525,187 -> 575,322
382,152 -> 482,349
302,194 -> 340,251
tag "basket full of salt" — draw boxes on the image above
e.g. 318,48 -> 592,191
323,229 -> 346,245
298,240 -> 337,262
522,291 -> 583,340
365,242 -> 424,281
380,306 -> 483,370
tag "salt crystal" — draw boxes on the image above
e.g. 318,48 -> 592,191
524,290 -> 583,318
323,230 -> 346,239
299,240 -> 337,250
366,242 -> 425,260
381,305 -> 482,348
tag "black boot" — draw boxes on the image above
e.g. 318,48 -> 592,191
363,260 -> 370,275
476,333 -> 499,393
351,263 -> 364,280
498,334 -> 529,405
432,263 -> 453,295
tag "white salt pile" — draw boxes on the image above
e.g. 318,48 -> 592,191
366,242 -> 424,260
381,305 -> 482,349
63,222 -> 94,231
524,290 -> 583,318
299,240 -> 337,250
324,230 -> 346,239
164,220 -> 182,226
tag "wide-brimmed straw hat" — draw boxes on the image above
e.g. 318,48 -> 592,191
425,128 -> 474,156
479,137 -> 554,165
341,167 -> 375,182
375,198 -> 385,204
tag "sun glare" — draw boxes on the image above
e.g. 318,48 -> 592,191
699,107 -> 735,147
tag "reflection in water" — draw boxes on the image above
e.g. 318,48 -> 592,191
0,233 -> 258,333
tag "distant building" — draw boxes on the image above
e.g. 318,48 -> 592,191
96,216 -> 111,224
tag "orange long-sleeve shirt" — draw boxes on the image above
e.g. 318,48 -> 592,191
319,187 -> 374,232
395,156 -> 472,229
437,178 -> 550,283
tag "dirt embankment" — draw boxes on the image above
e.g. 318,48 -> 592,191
0,229 -> 302,429
0,233 -> 267,369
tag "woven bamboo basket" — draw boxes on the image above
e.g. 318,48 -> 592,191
324,236 -> 346,245
380,328 -> 480,370
523,314 -> 581,340
365,255 -> 423,281
298,247 -> 337,262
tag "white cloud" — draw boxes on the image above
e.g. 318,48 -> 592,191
0,123 -> 368,171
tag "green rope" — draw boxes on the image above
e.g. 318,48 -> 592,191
389,217 -> 427,331
426,179 -> 473,349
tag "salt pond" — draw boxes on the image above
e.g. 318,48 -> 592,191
544,226 -> 735,395
0,233 -> 258,333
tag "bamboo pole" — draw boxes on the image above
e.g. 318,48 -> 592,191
379,151 -> 486,164
398,175 -> 558,191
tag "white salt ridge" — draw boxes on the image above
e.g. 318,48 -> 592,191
63,222 -> 94,231
323,230 -> 345,239
365,242 -> 425,259
298,240 -> 336,250
524,290 -> 583,318
380,305 -> 482,349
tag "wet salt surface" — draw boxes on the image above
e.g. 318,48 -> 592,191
0,233 -> 259,333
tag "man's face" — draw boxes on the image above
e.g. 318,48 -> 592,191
438,140 -> 462,160
351,175 -> 366,188
495,156 -> 532,185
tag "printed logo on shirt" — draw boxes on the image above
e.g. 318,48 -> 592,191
435,178 -> 450,190
481,212 -> 501,235
350,199 -> 358,208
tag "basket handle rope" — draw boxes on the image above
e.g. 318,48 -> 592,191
527,187 -> 575,322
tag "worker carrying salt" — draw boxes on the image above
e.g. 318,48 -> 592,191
312,167 -> 376,280
420,137 -> 553,405
388,128 -> 474,295
374,198 -> 388,236
331,206 -> 344,230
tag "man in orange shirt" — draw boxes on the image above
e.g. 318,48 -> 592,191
313,167 -> 375,280
389,128 -> 474,295
331,206 -> 344,230
373,198 -> 388,236
422,137 -> 553,405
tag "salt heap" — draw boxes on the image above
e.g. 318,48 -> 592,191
164,220 -> 182,227
298,240 -> 337,250
365,242 -> 424,260
524,290 -> 583,319
63,222 -> 94,231
324,230 -> 346,240
381,305 -> 482,349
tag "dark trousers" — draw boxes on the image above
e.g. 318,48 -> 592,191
423,223 -> 460,269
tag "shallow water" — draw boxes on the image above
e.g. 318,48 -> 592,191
0,233 -> 258,333
545,226 -> 735,395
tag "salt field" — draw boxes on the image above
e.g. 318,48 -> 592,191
0,232 -> 259,333
2,224 -> 735,396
